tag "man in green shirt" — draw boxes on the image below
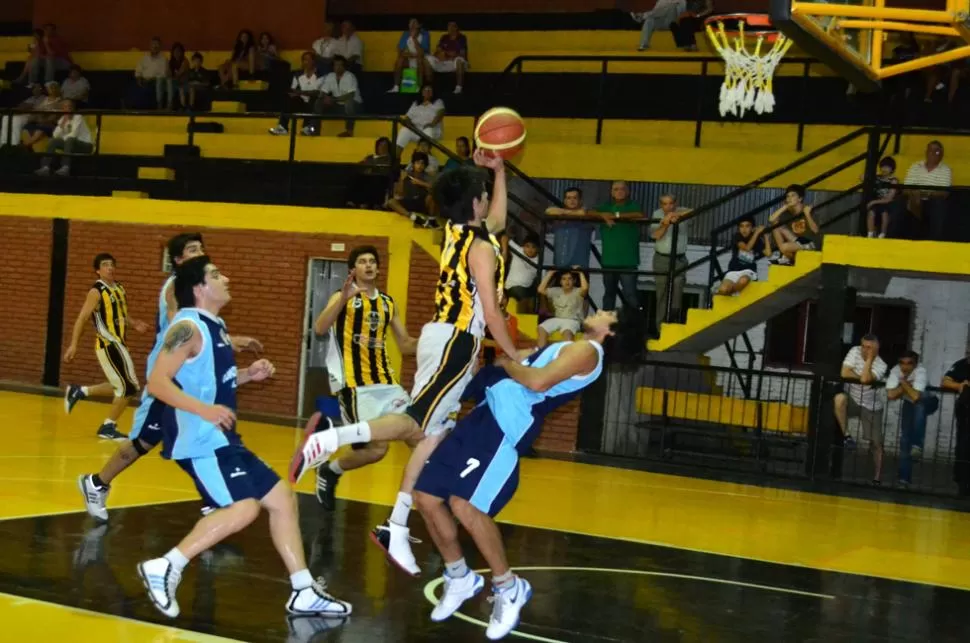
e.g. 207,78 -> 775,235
593,181 -> 644,311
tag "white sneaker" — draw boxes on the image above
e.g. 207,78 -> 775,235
878,233 -> 886,239
286,577 -> 352,616
54,166 -> 70,177
269,125 -> 288,135
77,474 -> 109,522
370,521 -> 421,576
288,413 -> 338,483
431,571 -> 484,622
137,557 -> 182,618
454,85 -> 463,95
300,125 -> 315,136
387,85 -> 400,93
486,576 -> 533,640
35,166 -> 50,176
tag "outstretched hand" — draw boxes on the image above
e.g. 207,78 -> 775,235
473,148 -> 505,171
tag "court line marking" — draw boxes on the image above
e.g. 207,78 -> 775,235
0,496 -> 196,522
423,566 -> 835,643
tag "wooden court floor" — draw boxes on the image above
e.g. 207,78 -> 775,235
2,389 -> 970,642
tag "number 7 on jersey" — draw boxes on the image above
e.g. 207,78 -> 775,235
460,458 -> 481,478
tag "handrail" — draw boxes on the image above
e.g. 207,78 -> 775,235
499,53 -> 815,75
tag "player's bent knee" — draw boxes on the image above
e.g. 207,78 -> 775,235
447,495 -> 476,520
130,438 -> 151,456
413,490 -> 443,513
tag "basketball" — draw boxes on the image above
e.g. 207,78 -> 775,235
474,107 -> 527,159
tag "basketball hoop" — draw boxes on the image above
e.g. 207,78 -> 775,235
704,13 -> 793,118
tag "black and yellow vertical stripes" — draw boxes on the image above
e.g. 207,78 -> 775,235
432,222 -> 505,335
91,280 -> 129,349
335,291 -> 396,389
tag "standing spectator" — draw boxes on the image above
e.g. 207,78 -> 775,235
257,32 -> 279,72
632,0 -> 686,50
718,215 -> 770,296
904,140 -> 952,241
219,30 -> 256,88
314,55 -> 360,138
268,52 -> 321,136
164,43 -> 189,111
504,235 -> 540,313
536,270 -> 588,347
36,23 -> 72,84
312,22 -> 339,76
867,156 -> 901,239
443,136 -> 474,171
395,85 -> 445,151
388,18 -> 431,93
835,334 -> 889,485
35,101 -> 93,177
335,21 -> 364,74
14,29 -> 45,85
592,181 -> 644,311
185,53 -> 210,111
887,351 -> 937,487
1,84 -> 46,147
671,0 -> 714,51
387,151 -> 435,227
942,346 -> 970,496
60,65 -> 90,108
128,37 -> 168,110
22,81 -> 63,149
407,139 -> 440,175
768,184 -> 819,265
650,194 -> 691,329
427,21 -> 469,94
546,187 -> 594,269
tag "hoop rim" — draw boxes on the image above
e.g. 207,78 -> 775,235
704,12 -> 780,42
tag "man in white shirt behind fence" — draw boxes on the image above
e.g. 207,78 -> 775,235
315,55 -> 361,138
36,100 -> 93,177
835,334 -> 889,484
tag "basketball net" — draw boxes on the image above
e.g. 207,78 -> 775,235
706,21 -> 793,118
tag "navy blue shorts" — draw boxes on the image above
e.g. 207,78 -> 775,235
128,394 -> 173,447
414,403 -> 520,517
176,445 -> 280,509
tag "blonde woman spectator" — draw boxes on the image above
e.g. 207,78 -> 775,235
395,84 -> 444,150
219,30 -> 256,88
35,101 -> 93,177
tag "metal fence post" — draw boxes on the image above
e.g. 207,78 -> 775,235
595,60 -> 608,145
695,61 -> 708,148
664,222 -> 679,324
94,112 -> 103,156
796,61 -> 810,152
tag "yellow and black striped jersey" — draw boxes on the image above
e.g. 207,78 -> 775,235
325,289 -> 398,390
431,222 -> 505,338
91,280 -> 129,349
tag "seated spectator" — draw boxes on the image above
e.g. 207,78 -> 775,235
335,20 -> 364,74
219,30 -> 256,88
313,55 -> 360,138
388,151 -> 436,227
396,85 -> 445,150
349,137 -> 393,209
60,64 -> 90,108
127,37 -> 168,110
40,24 -> 73,82
22,81 -> 63,149
718,215 -> 770,296
257,32 -> 279,72
632,0 -> 685,51
768,184 -> 819,265
361,136 -> 392,169
268,52 -> 321,136
0,83 -> 46,147
886,350 -> 938,487
671,0 -> 714,51
406,139 -> 440,175
835,334 -> 888,485
185,53 -> 210,111
504,235 -> 540,313
14,29 -> 46,85
546,187 -> 594,269
536,269 -> 588,347
35,101 -> 93,177
388,18 -> 430,93
427,21 -> 468,94
443,136 -> 474,171
866,156 -> 901,239
312,22 -> 339,76
904,140 -> 952,241
165,43 -> 189,111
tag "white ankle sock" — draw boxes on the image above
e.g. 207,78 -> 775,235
445,557 -> 468,578
103,419 -> 116,426
336,421 -> 371,447
80,386 -> 90,395
328,460 -> 344,476
389,492 -> 412,526
164,548 -> 189,572
290,568 -> 313,590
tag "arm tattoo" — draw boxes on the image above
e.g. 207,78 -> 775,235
163,322 -> 195,353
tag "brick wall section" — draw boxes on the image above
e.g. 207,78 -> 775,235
401,242 -> 440,390
0,218 -> 52,384
60,221 -> 387,416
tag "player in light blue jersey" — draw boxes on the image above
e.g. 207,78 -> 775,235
136,256 -> 351,621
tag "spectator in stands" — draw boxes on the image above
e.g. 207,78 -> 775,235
887,350 -> 937,487
127,37 -> 168,110
427,21 -> 469,94
866,156 -> 901,239
349,137 -> 393,209
313,21 -> 339,76
269,52 -> 321,136
219,29 -> 256,88
407,139 -> 440,175
388,151 -> 436,228
37,23 -> 72,84
60,65 -> 90,108
22,81 -> 63,149
164,43 -> 189,111
593,181 -> 644,312
718,215 -> 770,296
336,21 -> 364,74
835,334 -> 889,485
0,84 -> 45,147
671,0 -> 714,51
904,140 -> 952,241
942,346 -> 970,496
768,184 -> 819,265
185,53 -> 210,111
361,136 -> 392,167
395,85 -> 445,151
632,0 -> 686,51
14,28 -> 45,85
257,32 -> 279,72
388,18 -> 431,93
443,136 -> 474,171
546,187 -> 594,269
650,194 -> 691,329
536,269 -> 588,348
504,235 -> 540,313
314,55 -> 360,138
35,100 -> 93,177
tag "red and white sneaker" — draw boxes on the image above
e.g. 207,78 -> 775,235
288,413 -> 338,484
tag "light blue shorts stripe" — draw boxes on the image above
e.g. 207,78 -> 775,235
468,440 -> 518,515
191,457 -> 233,507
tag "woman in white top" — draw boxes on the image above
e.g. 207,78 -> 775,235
396,84 -> 445,150
36,100 -> 94,177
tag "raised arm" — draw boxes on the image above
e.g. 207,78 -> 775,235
314,290 -> 349,336
475,148 -> 507,235
577,270 -> 589,297
537,270 -> 555,296
64,288 -> 100,362
802,205 -> 820,233
497,340 -> 598,392
468,240 -> 517,358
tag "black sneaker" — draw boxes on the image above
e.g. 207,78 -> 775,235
65,384 -> 86,414
315,467 -> 340,511
97,422 -> 128,441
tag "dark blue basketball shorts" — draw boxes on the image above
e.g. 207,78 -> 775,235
414,403 -> 520,517
176,445 -> 280,509
128,393 -> 173,447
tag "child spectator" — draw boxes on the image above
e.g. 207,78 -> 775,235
185,53 -> 210,111
768,184 -> 819,265
536,269 -> 588,347
388,151 -> 436,227
718,215 -> 771,296
219,29 -> 256,88
867,157 -> 900,239
406,139 -> 440,175
165,43 -> 189,111
60,65 -> 90,107
504,235 -> 540,313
